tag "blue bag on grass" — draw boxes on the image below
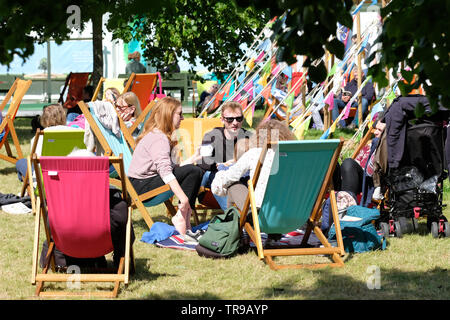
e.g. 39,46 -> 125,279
328,205 -> 386,253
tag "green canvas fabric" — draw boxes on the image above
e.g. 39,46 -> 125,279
41,129 -> 86,156
198,207 -> 240,256
258,140 -> 340,234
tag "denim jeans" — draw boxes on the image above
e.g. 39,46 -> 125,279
201,170 -> 228,211
331,98 -> 369,127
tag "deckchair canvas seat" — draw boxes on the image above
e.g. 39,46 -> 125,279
240,139 -> 346,270
258,141 -> 340,234
40,157 -> 113,258
32,155 -> 132,298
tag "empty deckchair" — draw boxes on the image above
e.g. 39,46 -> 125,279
0,78 -> 32,165
175,117 -> 225,220
20,128 -> 86,214
239,139 -> 345,270
92,77 -> 125,101
123,73 -> 158,111
78,101 -> 176,229
59,72 -> 91,109
31,155 -> 132,298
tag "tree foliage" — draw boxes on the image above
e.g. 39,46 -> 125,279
370,0 -> 450,114
108,0 -> 268,80
237,0 -> 449,113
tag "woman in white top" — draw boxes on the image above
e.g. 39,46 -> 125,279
211,119 -> 296,212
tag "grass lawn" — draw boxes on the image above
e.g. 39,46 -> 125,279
0,116 -> 449,301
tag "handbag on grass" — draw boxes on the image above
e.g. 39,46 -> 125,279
196,206 -> 240,258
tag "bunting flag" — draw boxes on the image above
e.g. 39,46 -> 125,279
243,81 -> 253,96
327,63 -> 337,77
254,51 -> 265,63
284,91 -> 295,113
341,101 -> 352,120
214,91 -> 226,109
324,91 -> 335,110
246,58 -> 255,71
261,59 -> 272,76
242,99 -> 254,127
386,89 -> 396,103
369,102 -> 384,121
261,84 -> 271,101
221,80 -> 233,98
257,38 -> 271,52
282,66 -> 292,79
237,70 -> 247,86
271,64 -> 281,76
294,117 -> 311,140
233,93 -> 242,101
258,72 -> 270,87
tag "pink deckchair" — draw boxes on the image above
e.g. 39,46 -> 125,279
31,155 -> 132,298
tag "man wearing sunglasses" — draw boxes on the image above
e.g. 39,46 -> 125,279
196,102 -> 251,210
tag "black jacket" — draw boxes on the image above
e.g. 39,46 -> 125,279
197,127 -> 250,172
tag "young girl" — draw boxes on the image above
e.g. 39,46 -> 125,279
127,97 -> 203,236
114,91 -> 141,129
211,119 -> 296,211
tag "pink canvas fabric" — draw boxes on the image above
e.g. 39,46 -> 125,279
40,156 -> 113,258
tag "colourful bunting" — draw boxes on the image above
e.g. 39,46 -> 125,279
246,58 -> 255,71
324,91 -> 335,110
254,51 -> 265,63
285,91 -> 295,112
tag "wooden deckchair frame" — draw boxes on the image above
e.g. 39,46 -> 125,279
169,117 -> 226,224
238,138 -> 346,270
0,78 -> 32,165
58,72 -> 91,105
20,128 -> 87,215
78,101 -> 176,229
31,155 -> 132,298
123,72 -> 158,108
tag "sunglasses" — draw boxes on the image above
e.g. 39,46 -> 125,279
223,116 -> 244,123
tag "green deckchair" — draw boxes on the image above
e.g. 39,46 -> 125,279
239,138 -> 345,270
21,128 -> 86,214
78,101 -> 176,229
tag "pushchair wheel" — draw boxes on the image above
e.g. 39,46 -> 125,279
394,221 -> 403,238
412,218 -> 419,231
380,222 -> 390,237
399,217 -> 413,234
444,222 -> 450,238
430,222 -> 439,238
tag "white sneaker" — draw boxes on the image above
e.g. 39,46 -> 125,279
372,187 -> 384,201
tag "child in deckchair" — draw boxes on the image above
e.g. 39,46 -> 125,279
114,92 -> 141,131
15,104 -> 81,183
211,119 -> 296,212
127,97 -> 203,237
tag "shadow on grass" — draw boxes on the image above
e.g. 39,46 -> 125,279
0,166 -> 18,175
140,290 -> 221,300
258,266 -> 449,300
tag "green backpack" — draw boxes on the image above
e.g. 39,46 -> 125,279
198,207 -> 241,257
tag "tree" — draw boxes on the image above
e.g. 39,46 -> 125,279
107,0 -> 269,81
0,1 -> 266,86
235,0 -> 449,114
38,58 -> 48,74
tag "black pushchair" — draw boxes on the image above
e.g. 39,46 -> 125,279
378,96 -> 450,238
